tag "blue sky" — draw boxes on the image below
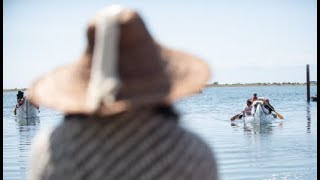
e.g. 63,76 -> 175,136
4,0 -> 317,89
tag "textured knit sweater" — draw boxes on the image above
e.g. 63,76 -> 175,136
28,107 -> 219,180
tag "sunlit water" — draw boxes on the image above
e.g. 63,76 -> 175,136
3,85 -> 317,180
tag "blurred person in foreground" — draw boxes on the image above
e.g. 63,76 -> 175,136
27,5 -> 218,180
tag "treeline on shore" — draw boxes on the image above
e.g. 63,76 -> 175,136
206,81 -> 317,87
3,88 -> 28,92
3,81 -> 317,92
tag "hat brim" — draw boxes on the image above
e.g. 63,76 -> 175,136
28,45 -> 210,115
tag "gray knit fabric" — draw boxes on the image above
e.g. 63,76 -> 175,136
28,108 -> 218,180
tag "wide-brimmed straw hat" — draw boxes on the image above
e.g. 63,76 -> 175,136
28,5 -> 210,115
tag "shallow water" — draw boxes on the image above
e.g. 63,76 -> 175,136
3,85 -> 317,180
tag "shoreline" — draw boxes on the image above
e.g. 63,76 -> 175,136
206,83 -> 317,88
3,88 -> 28,92
3,83 -> 317,92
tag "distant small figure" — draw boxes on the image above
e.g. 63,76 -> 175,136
242,99 -> 253,116
14,91 -> 40,116
251,97 -> 277,118
262,99 -> 273,110
14,91 -> 25,115
17,90 -> 24,100
251,93 -> 258,102
250,93 -> 271,111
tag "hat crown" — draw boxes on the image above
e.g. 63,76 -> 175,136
86,8 -> 152,55
85,7 -> 170,104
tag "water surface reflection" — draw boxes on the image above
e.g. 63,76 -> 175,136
231,120 -> 283,135
15,117 -> 40,179
306,104 -> 311,133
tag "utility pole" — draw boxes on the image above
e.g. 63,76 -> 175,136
306,64 -> 310,103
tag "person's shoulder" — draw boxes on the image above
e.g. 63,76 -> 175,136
178,127 -> 215,159
31,127 -> 54,152
176,128 -> 218,179
28,127 -> 55,179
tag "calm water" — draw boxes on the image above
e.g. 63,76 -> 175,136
3,85 -> 317,180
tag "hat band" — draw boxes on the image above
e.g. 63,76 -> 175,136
86,5 -> 126,110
